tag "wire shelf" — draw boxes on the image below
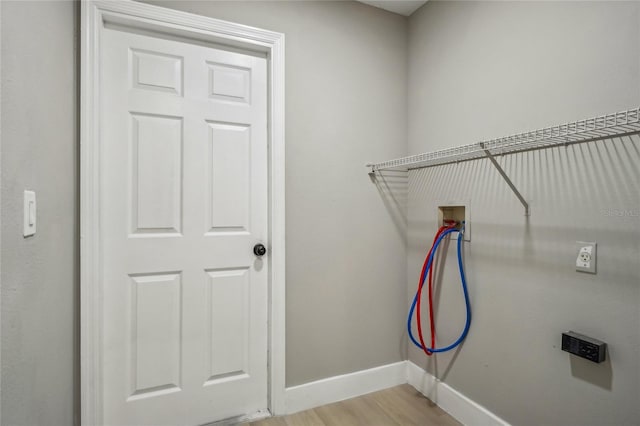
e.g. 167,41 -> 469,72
368,107 -> 640,172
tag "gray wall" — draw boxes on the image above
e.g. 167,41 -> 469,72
406,1 -> 640,425
1,1 -> 78,425
142,1 -> 409,387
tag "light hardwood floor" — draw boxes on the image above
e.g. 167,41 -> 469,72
247,384 -> 461,426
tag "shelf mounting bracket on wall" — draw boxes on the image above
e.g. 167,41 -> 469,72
480,143 -> 530,216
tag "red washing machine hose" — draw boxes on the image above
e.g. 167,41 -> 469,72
416,222 -> 455,356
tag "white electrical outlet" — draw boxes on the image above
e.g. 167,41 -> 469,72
576,241 -> 596,274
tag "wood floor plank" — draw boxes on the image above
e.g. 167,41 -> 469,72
247,385 -> 459,426
393,384 -> 461,426
395,384 -> 459,424
368,385 -> 455,426
313,401 -> 361,426
364,391 -> 422,426
248,415 -> 288,426
282,409 -> 325,426
337,394 -> 400,426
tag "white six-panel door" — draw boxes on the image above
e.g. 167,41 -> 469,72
100,26 -> 268,425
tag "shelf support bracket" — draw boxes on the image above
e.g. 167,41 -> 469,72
365,163 -> 376,179
480,143 -> 531,216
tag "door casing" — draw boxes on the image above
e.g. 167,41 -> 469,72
80,2 -> 286,424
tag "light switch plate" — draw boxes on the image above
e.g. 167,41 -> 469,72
23,190 -> 36,237
576,241 -> 596,274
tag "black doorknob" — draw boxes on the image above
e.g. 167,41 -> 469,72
253,243 -> 267,257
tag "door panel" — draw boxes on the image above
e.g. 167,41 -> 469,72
129,272 -> 182,400
207,122 -> 251,233
130,113 -> 183,235
206,267 -> 250,383
131,49 -> 183,95
208,63 -> 251,103
101,26 -> 268,426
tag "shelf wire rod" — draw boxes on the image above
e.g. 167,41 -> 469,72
367,107 -> 640,173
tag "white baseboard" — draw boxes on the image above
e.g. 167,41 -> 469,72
406,361 -> 510,426
283,361 -> 407,415
282,360 -> 508,425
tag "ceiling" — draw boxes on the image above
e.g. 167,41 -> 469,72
358,1 -> 428,16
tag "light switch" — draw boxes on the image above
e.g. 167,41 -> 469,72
23,190 -> 36,237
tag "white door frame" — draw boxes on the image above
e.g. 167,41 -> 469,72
0,3 -> 3,423
80,1 -> 286,424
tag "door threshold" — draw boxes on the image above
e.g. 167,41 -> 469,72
204,409 -> 271,426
